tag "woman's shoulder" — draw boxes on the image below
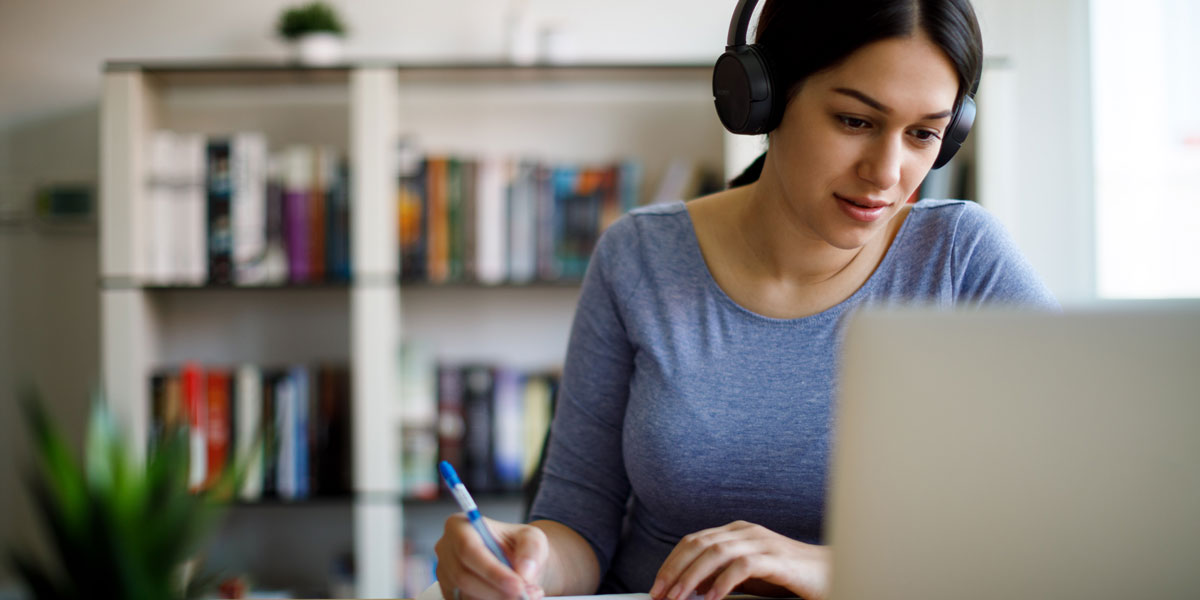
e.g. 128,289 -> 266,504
904,199 -> 1003,246
598,200 -> 693,254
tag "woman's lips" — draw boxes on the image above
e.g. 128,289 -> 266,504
835,194 -> 891,222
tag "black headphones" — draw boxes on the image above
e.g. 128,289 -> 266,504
712,0 -> 978,169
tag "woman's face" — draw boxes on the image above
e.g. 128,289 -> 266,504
765,32 -> 959,250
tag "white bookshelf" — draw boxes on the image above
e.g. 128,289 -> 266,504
99,60 -> 727,598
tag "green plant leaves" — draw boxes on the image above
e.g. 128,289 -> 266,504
7,386 -> 240,600
277,2 -> 347,39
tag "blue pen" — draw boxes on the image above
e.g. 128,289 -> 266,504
439,461 -> 530,600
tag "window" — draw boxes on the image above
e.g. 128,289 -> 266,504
1091,0 -> 1200,298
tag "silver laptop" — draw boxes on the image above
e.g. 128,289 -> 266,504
829,303 -> 1200,600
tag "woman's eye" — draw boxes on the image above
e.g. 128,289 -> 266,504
911,129 -> 941,142
838,116 -> 870,129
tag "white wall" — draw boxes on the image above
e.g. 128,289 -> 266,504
0,0 -> 1098,586
974,0 -> 1096,305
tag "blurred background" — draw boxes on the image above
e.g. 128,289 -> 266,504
0,0 -> 1195,598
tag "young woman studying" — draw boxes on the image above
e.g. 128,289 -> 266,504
433,1 -> 1056,599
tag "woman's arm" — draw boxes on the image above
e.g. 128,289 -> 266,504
530,519 -> 602,596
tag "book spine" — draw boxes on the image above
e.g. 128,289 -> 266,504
492,368 -> 524,492
283,146 -> 313,284
461,159 -> 478,282
427,157 -> 449,283
521,373 -> 554,483
206,138 -> 234,285
181,362 -> 207,492
447,157 -> 464,281
475,157 -> 508,285
180,134 -> 209,285
262,369 -> 281,498
437,365 -> 466,481
232,132 -> 269,285
204,370 -> 231,491
508,162 -> 537,283
309,147 -> 331,282
328,159 -> 352,282
293,366 -> 310,500
398,156 -> 427,282
276,372 -> 296,500
461,365 -> 495,492
236,363 -> 263,501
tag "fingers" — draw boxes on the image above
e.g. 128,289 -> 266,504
703,555 -> 763,600
505,520 -> 549,587
651,521 -> 757,600
435,514 -> 537,600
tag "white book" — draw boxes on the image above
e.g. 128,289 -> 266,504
236,363 -> 263,501
146,130 -> 177,285
475,156 -> 508,285
177,133 -> 208,285
232,132 -> 269,285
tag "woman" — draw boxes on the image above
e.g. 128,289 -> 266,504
435,1 -> 1056,599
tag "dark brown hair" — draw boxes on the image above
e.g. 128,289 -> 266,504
728,0 -> 983,188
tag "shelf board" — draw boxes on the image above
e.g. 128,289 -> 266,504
99,278 -> 582,291
105,59 -> 712,74
103,59 -> 713,88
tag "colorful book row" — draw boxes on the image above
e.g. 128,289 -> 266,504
148,362 -> 352,501
398,345 -> 559,499
145,131 -> 350,287
397,148 -> 642,285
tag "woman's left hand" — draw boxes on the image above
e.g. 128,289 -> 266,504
648,520 -> 830,600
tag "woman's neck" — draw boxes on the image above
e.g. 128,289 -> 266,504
736,179 -> 884,289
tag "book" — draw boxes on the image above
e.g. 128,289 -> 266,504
426,157 -> 450,283
236,364 -> 263,501
436,365 -> 466,481
461,365 -> 496,492
180,134 -> 210,285
326,159 -> 352,282
204,370 -> 232,491
180,363 -> 207,492
398,148 -> 428,282
282,145 -> 313,284
231,132 -> 270,285
206,139 -> 234,285
508,161 -> 539,283
314,364 -> 352,496
146,130 -> 177,285
475,157 -> 508,285
492,368 -> 525,492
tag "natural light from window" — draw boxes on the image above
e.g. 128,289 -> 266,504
1091,0 -> 1200,299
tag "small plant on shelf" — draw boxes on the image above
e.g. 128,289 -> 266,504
277,2 -> 349,66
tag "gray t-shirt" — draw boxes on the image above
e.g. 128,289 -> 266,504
528,199 -> 1057,593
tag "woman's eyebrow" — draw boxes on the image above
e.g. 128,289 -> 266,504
832,87 -> 953,120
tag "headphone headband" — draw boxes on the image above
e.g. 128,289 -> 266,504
726,0 -> 760,47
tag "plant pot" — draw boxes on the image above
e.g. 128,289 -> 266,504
290,32 -> 344,66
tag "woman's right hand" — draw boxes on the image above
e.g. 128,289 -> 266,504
435,514 -> 548,600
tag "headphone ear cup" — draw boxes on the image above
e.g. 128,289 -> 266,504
713,45 -> 779,135
933,93 -> 976,169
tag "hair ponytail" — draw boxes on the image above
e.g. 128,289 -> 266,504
728,152 -> 767,188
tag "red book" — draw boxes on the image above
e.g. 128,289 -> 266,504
180,362 -> 207,492
204,370 -> 231,492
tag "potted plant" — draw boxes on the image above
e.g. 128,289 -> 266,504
277,2 -> 349,66
6,387 -> 242,600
